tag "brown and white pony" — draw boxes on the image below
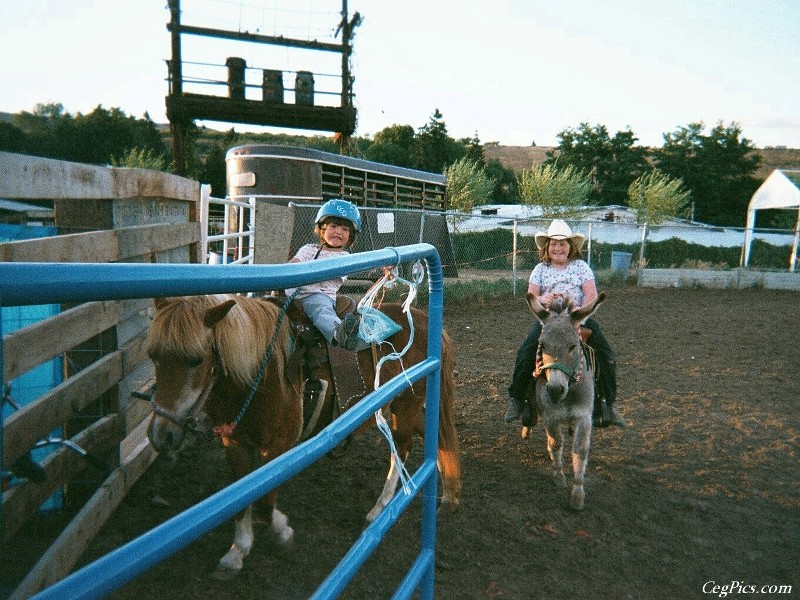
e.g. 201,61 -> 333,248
145,294 -> 460,578
523,292 -> 606,510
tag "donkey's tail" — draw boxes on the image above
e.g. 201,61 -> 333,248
437,329 -> 462,508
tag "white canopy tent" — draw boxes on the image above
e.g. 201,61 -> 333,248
742,169 -> 800,271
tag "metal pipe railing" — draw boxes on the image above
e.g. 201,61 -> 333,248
1,244 -> 444,600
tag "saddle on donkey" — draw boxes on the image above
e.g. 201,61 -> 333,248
521,325 -> 616,428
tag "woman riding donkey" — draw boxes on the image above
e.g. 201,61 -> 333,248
504,219 -> 626,428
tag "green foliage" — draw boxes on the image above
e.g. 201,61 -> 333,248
627,170 -> 691,224
746,238 -> 797,269
654,121 -> 760,226
546,123 -> 649,206
198,143 -> 227,197
0,122 -> 27,152
411,109 -> 466,173
483,158 -> 520,203
444,157 -> 495,213
755,208 -> 797,229
582,237 -> 791,270
9,103 -> 169,167
111,147 -> 168,171
462,132 -> 485,166
451,230 -> 512,270
518,163 -> 593,215
363,124 -> 415,167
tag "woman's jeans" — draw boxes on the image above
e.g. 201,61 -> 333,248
508,317 -> 617,406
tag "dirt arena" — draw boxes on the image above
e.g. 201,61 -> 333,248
15,286 -> 800,598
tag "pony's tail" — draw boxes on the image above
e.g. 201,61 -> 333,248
437,329 -> 462,507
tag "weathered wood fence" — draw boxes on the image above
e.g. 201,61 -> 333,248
0,151 -> 200,598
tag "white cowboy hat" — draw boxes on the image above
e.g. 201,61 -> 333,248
534,219 -> 586,251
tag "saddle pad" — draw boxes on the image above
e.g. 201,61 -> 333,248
327,344 -> 369,411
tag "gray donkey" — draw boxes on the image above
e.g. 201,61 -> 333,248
522,291 -> 607,510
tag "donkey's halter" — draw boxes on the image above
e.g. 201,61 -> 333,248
533,343 -> 584,384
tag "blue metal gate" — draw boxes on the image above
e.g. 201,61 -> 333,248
0,244 -> 446,599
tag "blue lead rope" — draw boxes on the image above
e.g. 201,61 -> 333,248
214,291 -> 299,438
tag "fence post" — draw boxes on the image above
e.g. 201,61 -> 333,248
637,223 -> 649,284
512,220 -> 518,298
248,197 -> 256,265
200,184 -> 210,264
587,223 -> 593,269
1,305 -> 4,551
791,209 -> 800,272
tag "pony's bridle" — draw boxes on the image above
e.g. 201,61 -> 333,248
151,357 -> 218,435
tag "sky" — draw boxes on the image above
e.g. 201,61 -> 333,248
1,0 -> 799,149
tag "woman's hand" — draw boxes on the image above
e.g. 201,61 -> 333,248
538,292 -> 556,308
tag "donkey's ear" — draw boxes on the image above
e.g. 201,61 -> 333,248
204,299 -> 237,327
526,292 -> 550,321
571,291 -> 607,324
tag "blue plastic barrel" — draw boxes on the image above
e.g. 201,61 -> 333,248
610,251 -> 633,272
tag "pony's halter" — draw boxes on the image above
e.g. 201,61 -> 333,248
151,371 -> 216,433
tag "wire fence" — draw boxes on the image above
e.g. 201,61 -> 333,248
201,195 -> 799,291
444,213 -> 800,279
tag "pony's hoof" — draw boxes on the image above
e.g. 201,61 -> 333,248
554,472 -> 568,488
521,426 -> 530,439
276,526 -> 294,546
437,495 -> 460,514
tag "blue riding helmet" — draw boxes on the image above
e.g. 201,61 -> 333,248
315,198 -> 362,232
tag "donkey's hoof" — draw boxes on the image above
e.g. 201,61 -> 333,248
571,488 -> 585,511
211,565 -> 240,581
554,471 -> 568,488
366,505 -> 384,523
521,426 -> 530,439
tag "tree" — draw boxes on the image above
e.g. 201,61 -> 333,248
13,102 -> 71,159
484,158 -> 520,203
111,147 -> 168,171
444,157 -> 495,213
11,103 -> 169,167
518,163 -> 594,216
655,121 -> 760,226
199,143 -> 227,197
627,170 -> 691,224
411,109 -> 465,173
462,131 -> 485,166
0,122 -> 26,152
443,157 -> 495,232
546,123 -> 649,206
364,124 -> 415,167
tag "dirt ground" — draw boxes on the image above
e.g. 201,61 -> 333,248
9,285 -> 800,599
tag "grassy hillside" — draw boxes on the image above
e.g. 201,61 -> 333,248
483,143 -> 800,181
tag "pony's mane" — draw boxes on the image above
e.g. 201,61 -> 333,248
147,295 -> 222,360
148,295 -> 281,387
212,296 -> 281,387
